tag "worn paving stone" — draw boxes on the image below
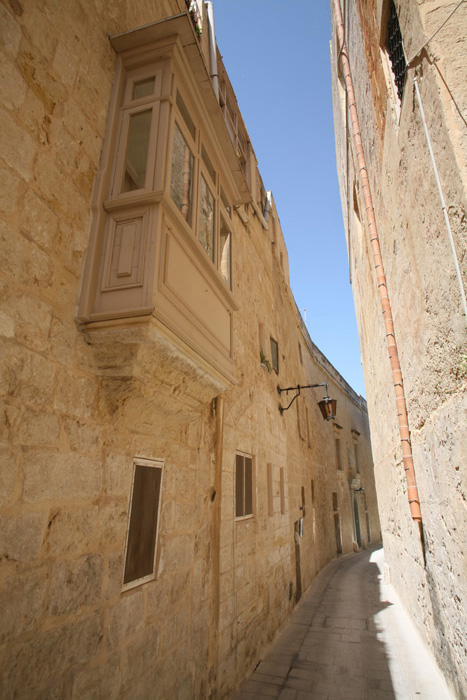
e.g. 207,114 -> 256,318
256,662 -> 291,678
232,547 -> 453,700
251,673 -> 287,687
242,679 -> 280,697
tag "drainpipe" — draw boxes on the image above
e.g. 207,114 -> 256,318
332,0 -> 423,535
208,395 -> 224,687
413,75 -> 467,320
205,1 -> 219,101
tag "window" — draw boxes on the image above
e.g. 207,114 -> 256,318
218,75 -> 249,182
77,22 -> 239,391
170,122 -> 194,224
267,463 -> 274,516
354,442 -> 360,473
386,0 -> 407,101
235,452 -> 253,519
352,429 -> 361,474
270,337 -> 279,373
123,457 -> 163,590
306,406 -> 311,448
280,467 -> 286,514
170,91 -> 233,288
332,492 -> 339,512
335,438 -> 343,471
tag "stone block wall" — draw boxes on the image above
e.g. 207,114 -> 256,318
0,1 -> 380,697
331,0 -> 467,696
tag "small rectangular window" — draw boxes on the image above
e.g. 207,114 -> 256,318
236,453 -> 253,519
332,492 -> 339,512
133,77 -> 155,100
123,457 -> 163,590
280,467 -> 285,514
267,463 -> 274,516
270,337 -> 279,373
335,438 -> 342,471
354,443 -> 360,474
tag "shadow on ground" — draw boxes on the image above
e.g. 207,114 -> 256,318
233,545 -> 398,700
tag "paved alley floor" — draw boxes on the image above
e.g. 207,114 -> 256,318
232,546 -> 454,700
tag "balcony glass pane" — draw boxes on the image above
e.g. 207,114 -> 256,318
133,77 -> 155,100
170,123 -> 194,224
122,109 -> 152,192
176,91 -> 196,140
199,175 -> 214,260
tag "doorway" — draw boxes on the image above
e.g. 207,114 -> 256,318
333,513 -> 342,555
353,495 -> 362,548
294,520 -> 302,602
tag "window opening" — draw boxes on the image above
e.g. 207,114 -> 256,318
170,122 -> 194,224
267,463 -> 274,516
201,145 -> 216,184
133,77 -> 155,100
280,467 -> 286,514
386,0 -> 407,101
364,492 -> 371,543
221,187 -> 231,216
270,337 -> 279,373
176,90 -> 196,139
199,175 -> 215,260
122,110 -> 153,192
354,442 -> 360,474
236,453 -> 253,518
123,458 -> 163,589
335,438 -> 343,470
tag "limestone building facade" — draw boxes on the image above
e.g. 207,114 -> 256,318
0,1 -> 380,697
331,0 -> 467,697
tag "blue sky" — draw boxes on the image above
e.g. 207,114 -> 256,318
212,0 -> 366,397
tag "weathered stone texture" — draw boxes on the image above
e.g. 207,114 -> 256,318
0,0 -> 380,697
0,509 -> 46,562
331,0 -> 467,696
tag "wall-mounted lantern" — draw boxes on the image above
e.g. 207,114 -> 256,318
277,382 -> 337,420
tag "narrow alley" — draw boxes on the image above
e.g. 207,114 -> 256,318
233,546 -> 453,700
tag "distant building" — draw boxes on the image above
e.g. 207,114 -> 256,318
331,0 -> 467,697
0,1 -> 380,697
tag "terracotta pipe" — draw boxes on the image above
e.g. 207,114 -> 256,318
332,0 -> 422,525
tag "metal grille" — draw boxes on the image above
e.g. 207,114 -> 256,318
387,0 -> 407,101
